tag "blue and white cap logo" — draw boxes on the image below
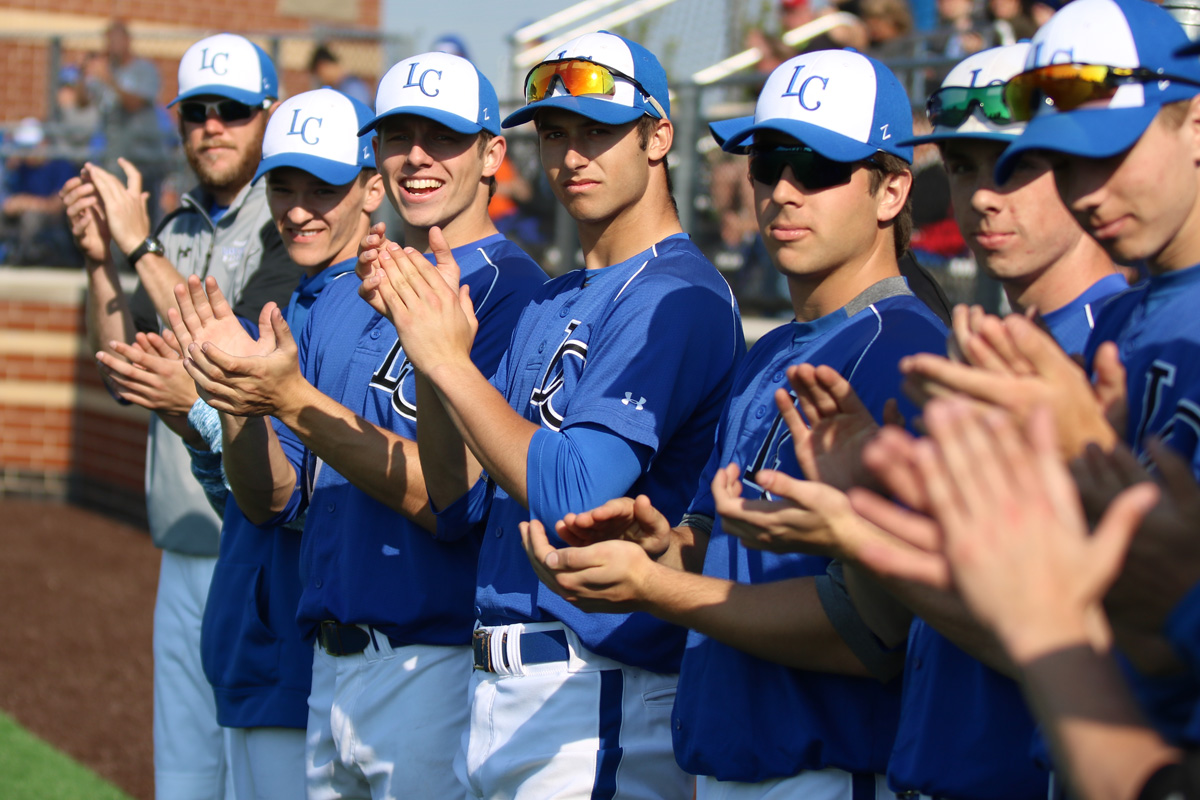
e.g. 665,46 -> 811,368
901,43 -> 1030,146
254,88 -> 376,185
358,52 -> 500,136
710,49 -> 913,163
170,33 -> 278,108
501,31 -> 670,128
995,0 -> 1200,184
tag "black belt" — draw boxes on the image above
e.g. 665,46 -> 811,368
317,621 -> 386,657
472,628 -> 570,671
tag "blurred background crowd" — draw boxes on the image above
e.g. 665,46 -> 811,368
2,0 -> 1195,316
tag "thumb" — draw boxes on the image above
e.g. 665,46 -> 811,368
1093,341 -> 1126,412
119,157 -> 143,196
429,226 -> 460,284
269,306 -> 295,352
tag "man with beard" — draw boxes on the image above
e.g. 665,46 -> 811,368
60,32 -> 299,800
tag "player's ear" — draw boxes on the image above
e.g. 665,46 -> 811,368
1183,94 -> 1200,165
361,172 -> 385,215
875,168 -> 912,225
480,134 -> 507,180
645,117 -> 673,163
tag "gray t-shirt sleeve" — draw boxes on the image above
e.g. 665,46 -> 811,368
816,559 -> 906,682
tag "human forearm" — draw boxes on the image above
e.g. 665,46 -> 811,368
640,564 -> 871,676
84,260 -> 134,360
221,413 -> 299,525
273,378 -> 434,531
426,358 -> 537,507
1014,642 -> 1180,800
415,371 -> 481,511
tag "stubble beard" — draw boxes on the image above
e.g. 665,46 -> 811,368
185,136 -> 263,199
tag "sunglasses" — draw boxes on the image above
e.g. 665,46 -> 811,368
927,84 -> 1014,128
1005,63 -> 1200,122
178,99 -> 260,124
524,58 -> 668,119
748,145 -> 864,190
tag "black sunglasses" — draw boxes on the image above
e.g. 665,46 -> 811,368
178,99 -> 259,124
748,145 -> 864,190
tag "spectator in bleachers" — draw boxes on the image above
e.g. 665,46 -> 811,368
987,0 -> 1039,43
53,64 -> 101,163
746,0 -> 868,75
308,44 -> 373,107
861,0 -> 916,60
87,21 -> 171,224
1,118 -> 79,267
430,33 -> 471,61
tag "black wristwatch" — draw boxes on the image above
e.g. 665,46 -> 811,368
126,235 -> 165,265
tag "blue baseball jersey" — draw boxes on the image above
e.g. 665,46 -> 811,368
891,275 -> 1132,799
279,235 -> 546,645
673,285 -> 947,782
1083,262 -> 1200,743
467,234 -> 743,672
201,258 -> 357,729
1040,273 -> 1128,356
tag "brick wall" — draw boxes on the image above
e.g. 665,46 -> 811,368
0,267 -> 149,525
0,0 -> 383,122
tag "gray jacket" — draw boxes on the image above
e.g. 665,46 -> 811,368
131,179 -> 300,555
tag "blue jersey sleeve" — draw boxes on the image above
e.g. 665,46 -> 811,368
526,423 -> 651,529
558,273 -> 742,453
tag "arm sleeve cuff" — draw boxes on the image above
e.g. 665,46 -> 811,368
816,560 -> 906,682
680,513 -> 714,538
526,424 -> 650,528
431,476 -> 492,542
187,399 -> 223,453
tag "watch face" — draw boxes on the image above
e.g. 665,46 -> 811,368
148,238 -> 164,254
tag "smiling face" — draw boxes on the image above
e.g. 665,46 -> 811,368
265,167 -> 384,275
1050,102 -> 1200,271
372,115 -> 503,246
181,96 -> 268,203
943,139 -> 1087,286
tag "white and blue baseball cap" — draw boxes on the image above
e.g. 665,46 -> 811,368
358,52 -> 500,137
995,0 -> 1200,184
253,88 -> 376,186
710,49 -> 914,163
169,33 -> 278,108
501,31 -> 670,128
900,43 -> 1031,146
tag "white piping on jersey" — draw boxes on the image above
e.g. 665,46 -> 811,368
1085,302 -> 1096,330
614,262 -> 649,300
845,304 -> 884,384
472,248 -> 502,314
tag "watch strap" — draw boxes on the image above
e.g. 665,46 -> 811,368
126,236 -> 163,265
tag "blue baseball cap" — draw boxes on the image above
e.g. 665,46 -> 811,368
995,0 -> 1200,184
900,44 -> 1031,146
502,31 -> 670,128
710,48 -> 914,163
169,33 -> 278,108
358,52 -> 500,137
253,88 -> 376,186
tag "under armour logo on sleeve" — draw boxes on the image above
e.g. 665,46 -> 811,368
622,392 -> 646,411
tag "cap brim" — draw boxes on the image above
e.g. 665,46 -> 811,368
994,106 -> 1156,184
357,107 -> 490,137
898,130 -> 1020,147
169,85 -> 269,108
714,116 -> 882,162
253,153 -> 364,186
501,95 -> 644,129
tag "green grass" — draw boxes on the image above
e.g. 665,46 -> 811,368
0,710 -> 133,800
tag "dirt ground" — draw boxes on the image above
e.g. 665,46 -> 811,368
0,498 -> 157,800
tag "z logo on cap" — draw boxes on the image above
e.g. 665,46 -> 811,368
199,48 -> 229,76
782,65 -> 829,111
287,110 -> 323,146
403,62 -> 443,98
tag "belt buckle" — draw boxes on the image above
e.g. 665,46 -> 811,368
472,628 -> 492,672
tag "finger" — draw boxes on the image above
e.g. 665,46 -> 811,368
900,353 -> 1017,408
96,349 -> 143,380
428,226 -> 462,288
787,363 -> 824,425
187,274 -> 216,325
268,306 -> 294,353
862,426 -> 928,510
520,519 -> 562,570
378,242 -> 422,306
143,331 -> 180,360
757,469 -> 848,516
775,387 -> 810,443
117,156 -> 143,196
856,535 -> 952,589
110,339 -> 158,370
1147,438 -> 1199,508
197,341 -> 251,375
847,488 -> 942,552
1004,314 -> 1077,379
204,276 -> 235,319
166,306 -> 196,352
882,398 -> 906,429
814,364 -> 869,418
1088,482 -> 1160,595
976,313 -> 1034,375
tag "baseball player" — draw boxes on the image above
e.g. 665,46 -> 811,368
175,52 -> 546,799
178,87 -> 382,800
61,33 -> 298,799
362,31 -> 743,800
1007,0 -> 1200,743
511,47 -> 948,799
